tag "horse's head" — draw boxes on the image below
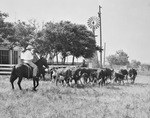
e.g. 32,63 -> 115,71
36,57 -> 48,68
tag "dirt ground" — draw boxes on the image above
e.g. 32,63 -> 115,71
0,74 -> 150,118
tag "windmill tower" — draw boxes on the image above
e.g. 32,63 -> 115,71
87,16 -> 100,68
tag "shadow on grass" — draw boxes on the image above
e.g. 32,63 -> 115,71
106,85 -> 122,90
20,88 -> 38,93
69,82 -> 124,89
69,84 -> 85,89
133,83 -> 149,87
69,83 -> 122,90
54,80 -> 150,90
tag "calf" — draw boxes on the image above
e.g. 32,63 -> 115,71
55,67 -> 73,86
71,68 -> 97,86
48,67 -> 57,81
119,69 -> 128,82
128,68 -> 137,84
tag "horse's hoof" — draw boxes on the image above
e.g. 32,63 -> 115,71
32,88 -> 37,91
33,89 -> 37,92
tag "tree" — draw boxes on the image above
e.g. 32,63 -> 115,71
107,50 -> 129,66
130,60 -> 141,68
0,11 -> 16,48
42,21 -> 64,63
141,64 -> 150,71
116,50 -> 129,65
0,11 -> 97,64
12,20 -> 37,48
107,55 -> 118,66
67,23 -> 96,64
0,11 -> 9,41
41,21 -> 96,64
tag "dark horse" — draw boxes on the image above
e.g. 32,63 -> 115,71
10,57 -> 48,91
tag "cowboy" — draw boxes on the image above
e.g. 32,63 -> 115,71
80,59 -> 87,67
21,45 -> 38,78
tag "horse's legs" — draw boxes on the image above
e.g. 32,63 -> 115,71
35,77 -> 39,89
42,73 -> 45,80
10,76 -> 17,89
18,77 -> 23,90
33,77 -> 36,90
33,77 -> 39,90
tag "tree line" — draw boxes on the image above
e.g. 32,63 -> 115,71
0,11 -> 102,64
106,49 -> 142,68
1,11 -> 149,69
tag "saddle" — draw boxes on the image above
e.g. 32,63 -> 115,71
24,63 -> 32,69
23,63 -> 33,78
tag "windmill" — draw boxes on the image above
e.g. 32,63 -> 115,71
87,16 -> 100,68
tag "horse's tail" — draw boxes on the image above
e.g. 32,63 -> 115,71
11,66 -> 16,75
10,66 -> 16,83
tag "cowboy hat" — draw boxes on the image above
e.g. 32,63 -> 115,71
26,45 -> 34,50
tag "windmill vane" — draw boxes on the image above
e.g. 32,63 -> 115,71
87,16 -> 100,29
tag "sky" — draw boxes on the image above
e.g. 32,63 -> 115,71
0,0 -> 150,64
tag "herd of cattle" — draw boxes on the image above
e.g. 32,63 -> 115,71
44,66 -> 137,87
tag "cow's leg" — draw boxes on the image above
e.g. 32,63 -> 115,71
74,77 -> 79,87
132,76 -> 135,84
42,73 -> 45,81
63,76 -> 68,86
119,79 -> 121,85
65,77 -> 70,87
69,77 -> 72,86
101,77 -> 105,86
80,76 -> 85,85
104,77 -> 107,85
56,78 -> 58,86
55,74 -> 59,86
56,79 -> 58,86
98,79 -> 102,86
126,75 -> 129,84
50,72 -> 53,81
62,79 -> 65,86
122,79 -> 125,85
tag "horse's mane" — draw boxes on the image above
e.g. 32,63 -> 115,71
35,57 -> 48,68
35,57 -> 43,64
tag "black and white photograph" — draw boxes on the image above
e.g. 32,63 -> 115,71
0,0 -> 150,118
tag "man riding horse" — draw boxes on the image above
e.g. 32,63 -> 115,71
10,45 -> 48,91
21,45 -> 39,80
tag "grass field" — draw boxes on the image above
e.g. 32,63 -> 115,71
0,74 -> 150,118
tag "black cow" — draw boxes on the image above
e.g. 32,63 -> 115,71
96,68 -> 105,86
81,68 -> 97,84
128,68 -> 137,84
114,72 -> 125,85
71,68 -> 97,86
39,66 -> 47,80
97,68 -> 114,86
71,68 -> 82,85
119,69 -> 128,82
